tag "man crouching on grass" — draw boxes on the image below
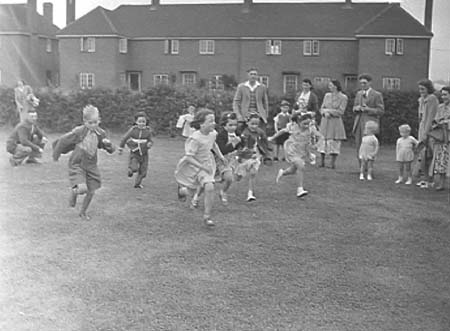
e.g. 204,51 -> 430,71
6,109 -> 48,166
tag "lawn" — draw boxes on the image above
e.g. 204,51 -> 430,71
1,130 -> 449,331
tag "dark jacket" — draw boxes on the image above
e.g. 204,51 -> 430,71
119,125 -> 153,156
216,128 -> 244,155
6,120 -> 45,153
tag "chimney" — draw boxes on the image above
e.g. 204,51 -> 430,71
43,3 -> 53,24
66,0 -> 76,25
150,0 -> 160,11
424,0 -> 433,32
343,0 -> 352,9
27,0 -> 37,32
242,0 -> 253,13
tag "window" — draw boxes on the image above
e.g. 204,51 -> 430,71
119,72 -> 127,87
80,37 -> 95,52
46,38 -> 52,53
383,77 -> 401,90
303,40 -> 320,56
259,75 -> 269,88
199,40 -> 215,54
283,74 -> 298,94
344,75 -> 358,90
182,72 -> 197,86
164,40 -> 179,55
265,40 -> 282,55
385,39 -> 395,55
127,72 -> 141,91
396,38 -> 404,55
314,76 -> 331,87
119,38 -> 127,53
210,75 -> 224,90
153,74 -> 169,86
79,73 -> 95,89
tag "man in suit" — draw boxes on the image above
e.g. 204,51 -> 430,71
352,74 -> 385,160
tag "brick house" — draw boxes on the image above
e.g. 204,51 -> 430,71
57,0 -> 432,95
0,0 -> 59,87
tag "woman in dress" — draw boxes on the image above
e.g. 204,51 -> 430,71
317,80 -> 348,169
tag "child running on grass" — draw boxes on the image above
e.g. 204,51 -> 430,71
395,124 -> 418,185
175,109 -> 226,226
53,105 -> 115,220
118,112 -> 153,188
359,120 -> 379,181
272,112 -> 316,198
235,112 -> 270,202
272,100 -> 291,161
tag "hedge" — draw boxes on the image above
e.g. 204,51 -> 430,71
0,86 -> 423,144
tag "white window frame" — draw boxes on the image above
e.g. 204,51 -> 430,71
181,72 -> 197,86
80,37 -> 95,52
119,38 -> 127,53
265,40 -> 282,55
283,75 -> 298,94
153,74 -> 169,86
199,40 -> 215,55
314,76 -> 331,87
344,75 -> 358,90
382,77 -> 401,90
119,72 -> 127,87
385,38 -> 395,55
259,75 -> 269,88
46,38 -> 52,53
396,38 -> 404,55
79,73 -> 95,89
303,40 -> 319,56
312,40 -> 320,55
164,40 -> 179,55
209,75 -> 224,90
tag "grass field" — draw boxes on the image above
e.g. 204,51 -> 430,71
1,130 -> 450,331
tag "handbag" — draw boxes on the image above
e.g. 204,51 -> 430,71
427,125 -> 448,143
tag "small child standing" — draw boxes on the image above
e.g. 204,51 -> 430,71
395,124 -> 418,185
274,113 -> 315,197
176,105 -> 196,138
359,121 -> 379,181
53,105 -> 115,220
272,100 -> 291,161
118,112 -> 153,188
235,112 -> 269,202
214,112 -> 243,205
175,109 -> 226,226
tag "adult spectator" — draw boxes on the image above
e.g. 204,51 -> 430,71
429,86 -> 450,190
294,78 -> 319,116
317,80 -> 348,169
233,67 -> 269,132
6,109 -> 47,166
352,74 -> 384,162
14,80 -> 36,122
416,79 -> 439,188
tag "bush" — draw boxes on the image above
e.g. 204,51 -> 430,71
0,86 -> 421,144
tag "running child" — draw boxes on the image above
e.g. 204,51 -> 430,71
272,100 -> 291,161
53,105 -> 115,220
274,113 -> 316,197
118,111 -> 153,188
359,121 -> 379,181
175,109 -> 226,226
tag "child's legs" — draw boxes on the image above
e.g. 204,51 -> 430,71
293,159 -> 305,188
398,162 -> 405,177
203,182 -> 214,218
12,144 -> 32,163
367,160 -> 374,175
129,153 -> 140,173
282,164 -> 298,176
222,170 -> 233,193
136,154 -> 148,185
248,169 -> 257,192
404,161 -> 412,178
80,189 -> 96,216
360,159 -> 367,173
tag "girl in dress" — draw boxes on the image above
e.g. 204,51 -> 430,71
274,113 -> 316,198
235,113 -> 269,202
175,109 -> 226,226
395,124 -> 418,185
359,121 -> 379,181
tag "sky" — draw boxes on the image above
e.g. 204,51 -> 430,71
3,0 -> 449,81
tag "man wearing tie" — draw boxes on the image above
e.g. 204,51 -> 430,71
352,74 -> 385,161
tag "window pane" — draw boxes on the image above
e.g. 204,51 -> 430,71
303,40 -> 312,55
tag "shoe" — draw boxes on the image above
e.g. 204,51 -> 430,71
247,192 -> 256,202
204,217 -> 215,227
276,169 -> 284,184
359,173 -> 365,181
219,190 -> 228,205
416,180 -> 426,187
273,157 -> 279,162
25,158 -> 41,164
127,169 -> 133,178
190,197 -> 199,209
296,188 -> 309,198
177,185 -> 188,202
79,213 -> 91,221
69,188 -> 77,208
367,174 -> 373,181
134,184 -> 144,189
395,177 -> 403,184
405,178 -> 412,185
419,182 -> 429,189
